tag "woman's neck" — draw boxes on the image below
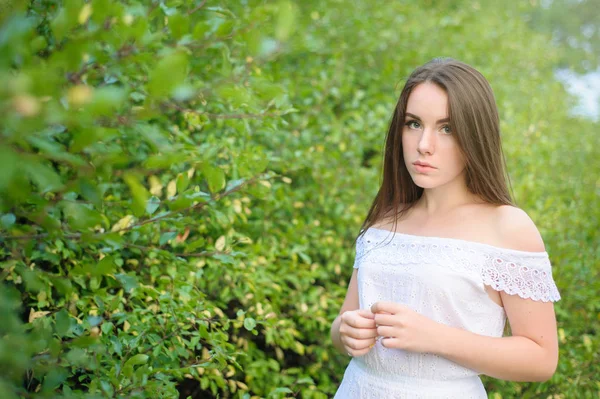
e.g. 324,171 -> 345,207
416,183 -> 481,218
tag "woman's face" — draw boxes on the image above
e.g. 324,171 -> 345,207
402,82 -> 467,190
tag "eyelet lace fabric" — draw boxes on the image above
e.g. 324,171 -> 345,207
333,227 -> 561,399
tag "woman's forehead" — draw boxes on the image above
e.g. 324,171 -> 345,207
406,83 -> 449,120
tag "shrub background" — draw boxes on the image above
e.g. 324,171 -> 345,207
0,0 -> 598,398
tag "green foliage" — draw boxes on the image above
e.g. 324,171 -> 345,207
0,0 -> 598,398
528,0 -> 600,72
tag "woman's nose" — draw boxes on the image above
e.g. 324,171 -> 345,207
417,129 -> 435,155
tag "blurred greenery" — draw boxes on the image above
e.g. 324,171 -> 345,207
528,0 -> 600,73
0,0 -> 598,398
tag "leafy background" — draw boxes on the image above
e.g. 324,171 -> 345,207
0,0 -> 598,398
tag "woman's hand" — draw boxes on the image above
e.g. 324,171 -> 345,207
339,309 -> 378,357
371,301 -> 441,353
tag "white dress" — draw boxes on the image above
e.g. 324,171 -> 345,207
333,227 -> 561,399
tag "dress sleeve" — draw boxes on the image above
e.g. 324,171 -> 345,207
480,249 -> 561,302
352,230 -> 366,269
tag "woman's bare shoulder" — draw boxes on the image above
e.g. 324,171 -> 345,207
492,205 -> 546,252
371,205 -> 413,230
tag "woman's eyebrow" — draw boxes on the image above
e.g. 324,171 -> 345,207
405,112 -> 450,124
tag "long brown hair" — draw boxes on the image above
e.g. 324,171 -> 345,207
355,58 -> 514,244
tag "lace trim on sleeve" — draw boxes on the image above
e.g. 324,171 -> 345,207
480,252 -> 561,302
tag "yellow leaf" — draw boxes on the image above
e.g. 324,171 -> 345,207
334,264 -> 341,275
583,335 -> 592,352
294,341 -> 305,355
215,235 -> 226,251
275,347 -> 284,361
149,175 -> 163,197
29,309 -> 50,323
122,14 -> 134,26
167,179 -> 177,198
111,215 -> 134,233
78,4 -> 92,24
13,94 -> 40,117
68,85 -> 93,106
233,199 -> 243,214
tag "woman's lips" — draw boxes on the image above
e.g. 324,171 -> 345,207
413,162 -> 436,173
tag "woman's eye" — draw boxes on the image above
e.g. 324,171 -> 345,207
405,120 -> 421,129
441,125 -> 452,134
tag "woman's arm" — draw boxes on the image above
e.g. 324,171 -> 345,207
331,268 -> 359,354
435,295 -> 558,381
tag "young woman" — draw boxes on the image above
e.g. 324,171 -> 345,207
330,58 -> 561,398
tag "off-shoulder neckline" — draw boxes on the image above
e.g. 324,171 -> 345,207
365,226 -> 549,257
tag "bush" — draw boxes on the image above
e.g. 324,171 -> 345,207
0,0 -> 598,398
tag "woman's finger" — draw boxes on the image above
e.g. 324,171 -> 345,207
343,336 -> 376,350
344,313 -> 376,329
379,337 -> 402,349
354,328 -> 378,339
376,325 -> 395,337
374,313 -> 399,326
348,345 -> 374,357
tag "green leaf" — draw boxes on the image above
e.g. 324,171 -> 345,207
24,158 -> 63,193
202,165 -> 225,193
94,256 -> 116,276
87,316 -> 103,327
30,35 -> 47,53
147,51 -> 189,98
62,202 -> 104,231
115,273 -> 138,293
176,173 -> 189,193
1,213 -> 16,228
275,1 -> 297,41
55,309 -> 71,336
123,354 -> 149,378
101,322 -> 114,335
51,8 -> 68,42
20,268 -> 45,293
243,317 -> 256,331
167,195 -> 193,212
88,87 -> 127,116
42,366 -> 68,391
65,347 -> 88,366
0,146 -> 18,191
51,277 -> 73,296
78,177 -> 102,208
146,196 -> 161,215
71,335 -> 99,348
269,387 -> 293,397
125,354 -> 149,367
168,12 -> 190,40
224,178 -> 245,192
159,231 -> 178,246
123,173 -> 150,217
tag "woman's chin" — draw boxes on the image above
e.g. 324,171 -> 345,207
411,176 -> 440,189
